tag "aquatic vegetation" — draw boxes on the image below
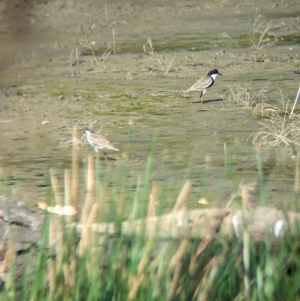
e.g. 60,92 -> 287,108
1,144 -> 300,301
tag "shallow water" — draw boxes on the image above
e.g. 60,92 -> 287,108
0,0 -> 300,213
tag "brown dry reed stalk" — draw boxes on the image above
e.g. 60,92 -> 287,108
251,8 -> 278,50
128,183 -> 162,300
64,169 -> 73,224
112,27 -> 116,54
252,114 -> 300,147
225,84 -> 267,109
289,85 -> 300,118
48,216 -> 60,297
64,169 -> 71,207
49,168 -> 63,206
147,182 -> 158,218
189,238 -> 213,271
80,154 -> 95,224
224,142 -> 227,167
192,256 -> 219,301
167,238 -> 189,300
69,48 -> 81,66
128,273 -> 146,301
0,240 -> 14,292
143,36 -> 176,74
225,180 -> 258,209
78,154 -> 95,256
48,254 -> 56,299
243,230 -> 251,299
71,126 -> 80,209
83,37 -> 112,68
129,179 -> 192,300
172,180 -> 191,212
295,153 -> 300,193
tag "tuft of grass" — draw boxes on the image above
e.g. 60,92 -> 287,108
250,89 -> 300,147
56,125 -> 84,149
251,114 -> 300,147
82,37 -> 112,68
250,8 -> 279,50
224,84 -> 268,108
143,37 -> 176,74
69,48 -> 82,67
3,141 -> 300,300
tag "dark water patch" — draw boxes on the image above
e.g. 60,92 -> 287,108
82,29 -> 299,56
37,183 -> 50,188
81,33 -> 246,55
265,11 -> 300,19
278,32 -> 300,44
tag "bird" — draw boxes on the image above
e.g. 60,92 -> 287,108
84,128 -> 119,160
185,69 -> 222,104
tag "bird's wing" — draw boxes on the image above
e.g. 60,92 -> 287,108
104,142 -> 119,152
185,76 -> 212,92
96,135 -> 119,151
88,134 -> 106,147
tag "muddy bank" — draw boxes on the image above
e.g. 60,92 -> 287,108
0,0 -> 300,212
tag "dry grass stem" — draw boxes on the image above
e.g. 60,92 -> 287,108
83,37 -> 112,68
128,224 -> 159,299
71,127 -> 79,208
57,125 -> 84,149
289,86 -> 300,118
143,37 -> 176,74
192,256 -> 219,300
294,153 -> 300,193
251,9 -> 279,49
69,48 -> 82,66
252,114 -> 300,147
147,182 -> 158,218
49,168 -> 63,206
170,238 -> 189,269
78,154 -> 95,255
84,154 -> 95,215
0,241 -> 14,276
243,230 -> 250,298
87,203 -> 98,225
64,169 -> 71,207
128,273 -> 146,301
172,180 -> 191,212
167,239 -> 189,300
225,180 -> 258,209
112,27 -> 116,54
252,103 -> 289,119
189,238 -> 212,271
225,84 -> 268,108
48,255 -> 56,297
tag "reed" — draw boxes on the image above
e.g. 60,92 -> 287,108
2,137 -> 300,301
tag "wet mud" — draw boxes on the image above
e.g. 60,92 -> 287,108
0,0 -> 300,212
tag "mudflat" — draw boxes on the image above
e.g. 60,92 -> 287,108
0,0 -> 299,210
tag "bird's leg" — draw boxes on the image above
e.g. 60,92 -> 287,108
103,151 -> 108,161
199,91 -> 204,104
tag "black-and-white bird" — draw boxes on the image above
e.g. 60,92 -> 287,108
185,69 -> 222,104
84,128 -> 119,160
